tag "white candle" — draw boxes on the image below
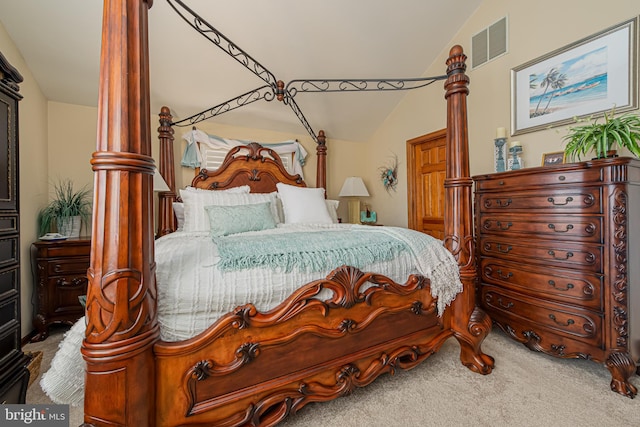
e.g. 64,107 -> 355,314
509,140 -> 522,148
496,127 -> 507,139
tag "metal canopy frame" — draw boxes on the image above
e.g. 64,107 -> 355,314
167,0 -> 447,143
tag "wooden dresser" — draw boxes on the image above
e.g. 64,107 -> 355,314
473,157 -> 639,397
0,51 -> 29,404
30,237 -> 90,342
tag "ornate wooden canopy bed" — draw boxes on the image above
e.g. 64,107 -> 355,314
73,0 -> 494,425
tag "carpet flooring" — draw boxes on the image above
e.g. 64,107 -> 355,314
24,326 -> 639,426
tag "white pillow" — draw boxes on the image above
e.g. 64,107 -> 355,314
180,189 -> 280,232
172,202 -> 185,230
173,185 -> 249,232
272,191 -> 285,223
276,183 -> 333,224
325,199 -> 340,223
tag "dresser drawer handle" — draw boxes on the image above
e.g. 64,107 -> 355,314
496,198 -> 512,207
548,223 -> 573,233
497,244 -> 512,253
496,221 -> 512,231
547,196 -> 573,206
497,297 -> 513,309
558,175 -> 566,181
496,269 -> 513,280
549,314 -> 574,327
548,280 -> 574,291
547,250 -> 573,260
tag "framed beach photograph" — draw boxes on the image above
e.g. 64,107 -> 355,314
511,17 -> 637,135
541,151 -> 566,167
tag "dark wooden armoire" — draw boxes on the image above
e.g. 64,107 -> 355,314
0,51 -> 29,404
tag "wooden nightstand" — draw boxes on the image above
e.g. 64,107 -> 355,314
30,237 -> 90,342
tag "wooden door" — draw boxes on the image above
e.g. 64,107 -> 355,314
407,129 -> 446,239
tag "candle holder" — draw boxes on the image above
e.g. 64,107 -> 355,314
494,138 -> 507,172
509,145 -> 523,170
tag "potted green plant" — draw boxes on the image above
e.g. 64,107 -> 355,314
562,108 -> 640,161
38,179 -> 92,237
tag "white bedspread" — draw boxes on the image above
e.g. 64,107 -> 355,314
41,223 -> 462,405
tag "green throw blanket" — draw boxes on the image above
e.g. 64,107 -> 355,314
215,229 -> 409,273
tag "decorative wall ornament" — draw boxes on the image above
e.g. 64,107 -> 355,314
379,155 -> 399,192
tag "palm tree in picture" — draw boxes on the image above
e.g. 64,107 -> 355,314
541,71 -> 567,115
531,68 -> 567,117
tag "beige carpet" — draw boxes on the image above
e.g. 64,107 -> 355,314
24,326 -> 639,427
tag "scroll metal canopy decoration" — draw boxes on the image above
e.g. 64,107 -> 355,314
166,0 -> 448,144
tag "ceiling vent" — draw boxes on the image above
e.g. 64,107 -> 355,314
471,17 -> 508,68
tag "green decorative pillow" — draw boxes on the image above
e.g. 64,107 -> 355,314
205,202 -> 277,237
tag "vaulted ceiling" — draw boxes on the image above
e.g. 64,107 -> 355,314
0,0 -> 482,142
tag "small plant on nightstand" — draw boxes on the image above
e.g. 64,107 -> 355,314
38,179 -> 92,237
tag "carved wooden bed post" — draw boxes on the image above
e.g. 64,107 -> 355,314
157,106 -> 177,237
82,0 -> 159,426
316,130 -> 327,190
443,45 -> 494,374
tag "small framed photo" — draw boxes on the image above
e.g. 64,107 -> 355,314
541,151 -> 566,167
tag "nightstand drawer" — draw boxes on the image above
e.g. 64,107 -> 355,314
479,258 -> 602,310
40,244 -> 90,258
480,285 -> 602,347
478,214 -> 602,242
477,187 -> 601,213
46,258 -> 90,276
478,236 -> 602,273
49,276 -> 86,316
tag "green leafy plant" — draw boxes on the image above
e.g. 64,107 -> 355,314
38,179 -> 92,237
563,109 -> 640,161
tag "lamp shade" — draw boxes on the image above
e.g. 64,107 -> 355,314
153,168 -> 170,192
338,176 -> 369,197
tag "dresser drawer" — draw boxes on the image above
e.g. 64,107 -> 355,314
480,285 -> 602,347
478,236 -> 602,273
477,187 -> 601,213
474,167 -> 603,191
479,258 -> 602,310
0,266 -> 18,299
0,214 -> 18,235
0,237 -> 19,269
478,214 -> 601,242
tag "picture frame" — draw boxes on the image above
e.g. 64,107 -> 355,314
511,17 -> 638,136
541,151 -> 566,167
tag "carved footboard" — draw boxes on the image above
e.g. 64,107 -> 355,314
153,266 -> 449,427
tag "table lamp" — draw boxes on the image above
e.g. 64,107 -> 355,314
338,176 -> 369,224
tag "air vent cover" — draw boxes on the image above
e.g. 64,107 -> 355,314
472,17 -> 507,68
